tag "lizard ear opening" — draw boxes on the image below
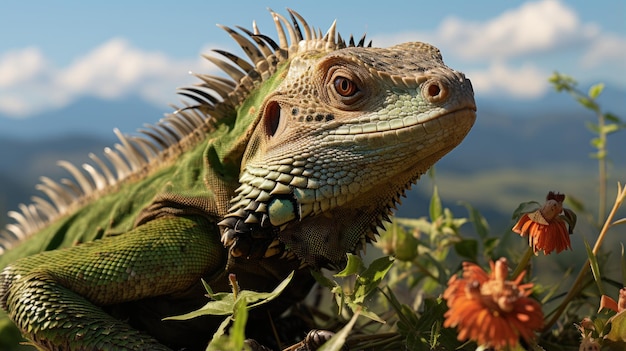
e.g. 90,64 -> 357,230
264,101 -> 286,138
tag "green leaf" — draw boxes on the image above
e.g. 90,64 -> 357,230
460,201 -> 490,239
229,300 -> 249,350
606,311 -> 626,342
205,301 -> 248,351
590,137 -> 605,149
454,239 -> 478,261
422,298 -> 460,350
602,123 -> 621,135
243,271 -> 295,309
482,237 -> 500,258
382,287 -> 414,329
168,295 -> 237,319
311,269 -> 338,289
206,316 -> 234,350
201,279 -> 215,297
576,96 -> 599,111
353,256 -> 395,303
345,302 -> 385,323
588,83 -> 604,99
605,112 -> 624,124
429,185 -> 442,222
335,254 -> 365,277
584,238 -> 604,295
166,271 -> 295,320
201,279 -> 233,302
548,72 -> 577,92
511,201 -> 540,220
561,209 -> 577,234
318,309 -> 361,351
358,256 -> 394,289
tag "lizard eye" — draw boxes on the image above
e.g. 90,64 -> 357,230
333,76 -> 359,97
323,63 -> 369,110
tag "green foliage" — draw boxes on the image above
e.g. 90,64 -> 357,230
167,272 -> 294,320
584,238 -> 605,295
206,300 -> 249,351
166,272 -> 294,350
605,311 -> 626,343
177,74 -> 626,350
317,312 -> 361,351
549,72 -> 625,223
314,254 -> 395,323
383,287 -> 461,350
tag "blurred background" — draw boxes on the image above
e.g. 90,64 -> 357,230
0,0 -> 624,245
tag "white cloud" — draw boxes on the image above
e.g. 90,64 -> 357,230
374,0 -> 587,62
0,39 -> 217,117
0,47 -> 49,88
581,34 -> 626,69
57,39 -> 182,98
437,0 -> 583,61
466,61 -> 549,98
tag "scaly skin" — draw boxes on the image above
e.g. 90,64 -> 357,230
0,9 -> 476,350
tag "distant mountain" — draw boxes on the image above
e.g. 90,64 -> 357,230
0,95 -> 166,139
0,136 -> 113,215
441,85 -> 626,173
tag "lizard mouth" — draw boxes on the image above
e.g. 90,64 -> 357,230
418,106 -> 477,148
395,105 -> 477,138
328,104 -> 476,144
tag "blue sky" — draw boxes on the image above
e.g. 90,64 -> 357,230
0,0 -> 624,117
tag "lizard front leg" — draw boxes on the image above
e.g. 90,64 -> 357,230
0,215 -> 226,350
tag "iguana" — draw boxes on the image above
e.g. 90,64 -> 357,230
0,9 -> 476,351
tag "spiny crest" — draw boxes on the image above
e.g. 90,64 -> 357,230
0,9 -> 370,254
183,8 -> 371,110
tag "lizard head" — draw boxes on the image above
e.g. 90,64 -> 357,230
215,11 -> 476,269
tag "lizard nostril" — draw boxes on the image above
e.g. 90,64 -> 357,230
428,83 -> 441,97
264,101 -> 283,138
423,80 -> 448,103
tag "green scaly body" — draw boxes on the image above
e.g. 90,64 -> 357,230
0,9 -> 476,350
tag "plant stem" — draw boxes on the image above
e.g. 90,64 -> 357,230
512,246 -> 534,279
592,183 -> 625,254
597,109 -> 607,225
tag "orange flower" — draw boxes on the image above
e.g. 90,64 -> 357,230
443,258 -> 543,349
512,191 -> 575,255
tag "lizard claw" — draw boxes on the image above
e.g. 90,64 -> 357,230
287,329 -> 349,351
303,329 -> 348,351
